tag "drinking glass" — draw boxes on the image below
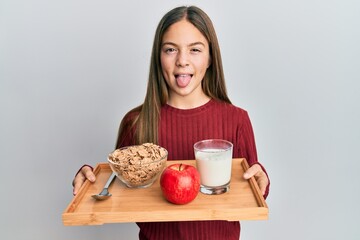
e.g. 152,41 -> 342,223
194,139 -> 233,195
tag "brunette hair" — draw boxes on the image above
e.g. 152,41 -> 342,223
117,6 -> 231,147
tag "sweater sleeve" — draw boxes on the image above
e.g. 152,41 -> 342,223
238,111 -> 270,199
115,110 -> 139,149
237,111 -> 258,165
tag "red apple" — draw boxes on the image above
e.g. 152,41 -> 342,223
160,163 -> 200,205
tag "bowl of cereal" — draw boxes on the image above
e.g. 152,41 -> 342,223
108,143 -> 168,188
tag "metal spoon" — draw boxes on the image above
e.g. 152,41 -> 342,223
92,172 -> 116,200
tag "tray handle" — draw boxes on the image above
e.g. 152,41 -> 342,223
241,159 -> 268,208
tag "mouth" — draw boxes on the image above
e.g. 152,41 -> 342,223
174,74 -> 193,88
174,74 -> 193,78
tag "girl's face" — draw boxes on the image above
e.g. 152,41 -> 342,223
160,19 -> 211,108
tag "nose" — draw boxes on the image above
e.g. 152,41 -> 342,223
176,51 -> 189,67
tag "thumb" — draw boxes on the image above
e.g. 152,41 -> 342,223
243,164 -> 261,179
82,166 -> 96,182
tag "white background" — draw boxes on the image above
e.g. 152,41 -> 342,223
1,0 -> 359,239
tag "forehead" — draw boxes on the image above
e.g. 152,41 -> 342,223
162,19 -> 208,45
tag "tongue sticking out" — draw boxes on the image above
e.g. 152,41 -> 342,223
176,74 -> 192,88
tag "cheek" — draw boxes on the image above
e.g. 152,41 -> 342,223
160,62 -> 171,83
161,58 -> 175,80
196,58 -> 211,73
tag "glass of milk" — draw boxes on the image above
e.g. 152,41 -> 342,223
194,139 -> 233,195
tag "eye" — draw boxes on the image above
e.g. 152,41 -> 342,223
164,48 -> 177,53
191,48 -> 201,53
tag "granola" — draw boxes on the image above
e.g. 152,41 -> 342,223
108,143 -> 168,187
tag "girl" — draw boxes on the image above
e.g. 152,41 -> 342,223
73,6 -> 269,240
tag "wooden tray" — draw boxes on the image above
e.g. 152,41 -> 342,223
62,158 -> 268,226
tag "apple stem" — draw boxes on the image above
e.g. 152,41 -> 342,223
179,163 -> 182,171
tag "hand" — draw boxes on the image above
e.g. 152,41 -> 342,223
243,163 -> 269,196
72,165 -> 96,195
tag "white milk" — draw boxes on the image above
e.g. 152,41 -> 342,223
195,149 -> 232,187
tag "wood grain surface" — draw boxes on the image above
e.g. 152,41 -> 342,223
62,158 -> 268,226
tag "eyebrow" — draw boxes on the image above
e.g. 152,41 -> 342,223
161,41 -> 206,47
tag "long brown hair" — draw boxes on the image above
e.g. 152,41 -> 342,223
117,6 -> 231,147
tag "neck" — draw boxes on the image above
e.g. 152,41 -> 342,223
167,94 -> 211,109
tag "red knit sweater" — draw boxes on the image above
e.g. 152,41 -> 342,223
116,99 -> 269,240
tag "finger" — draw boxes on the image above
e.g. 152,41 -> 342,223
72,166 -> 95,195
243,164 -> 261,179
256,175 -> 269,195
72,174 -> 85,196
